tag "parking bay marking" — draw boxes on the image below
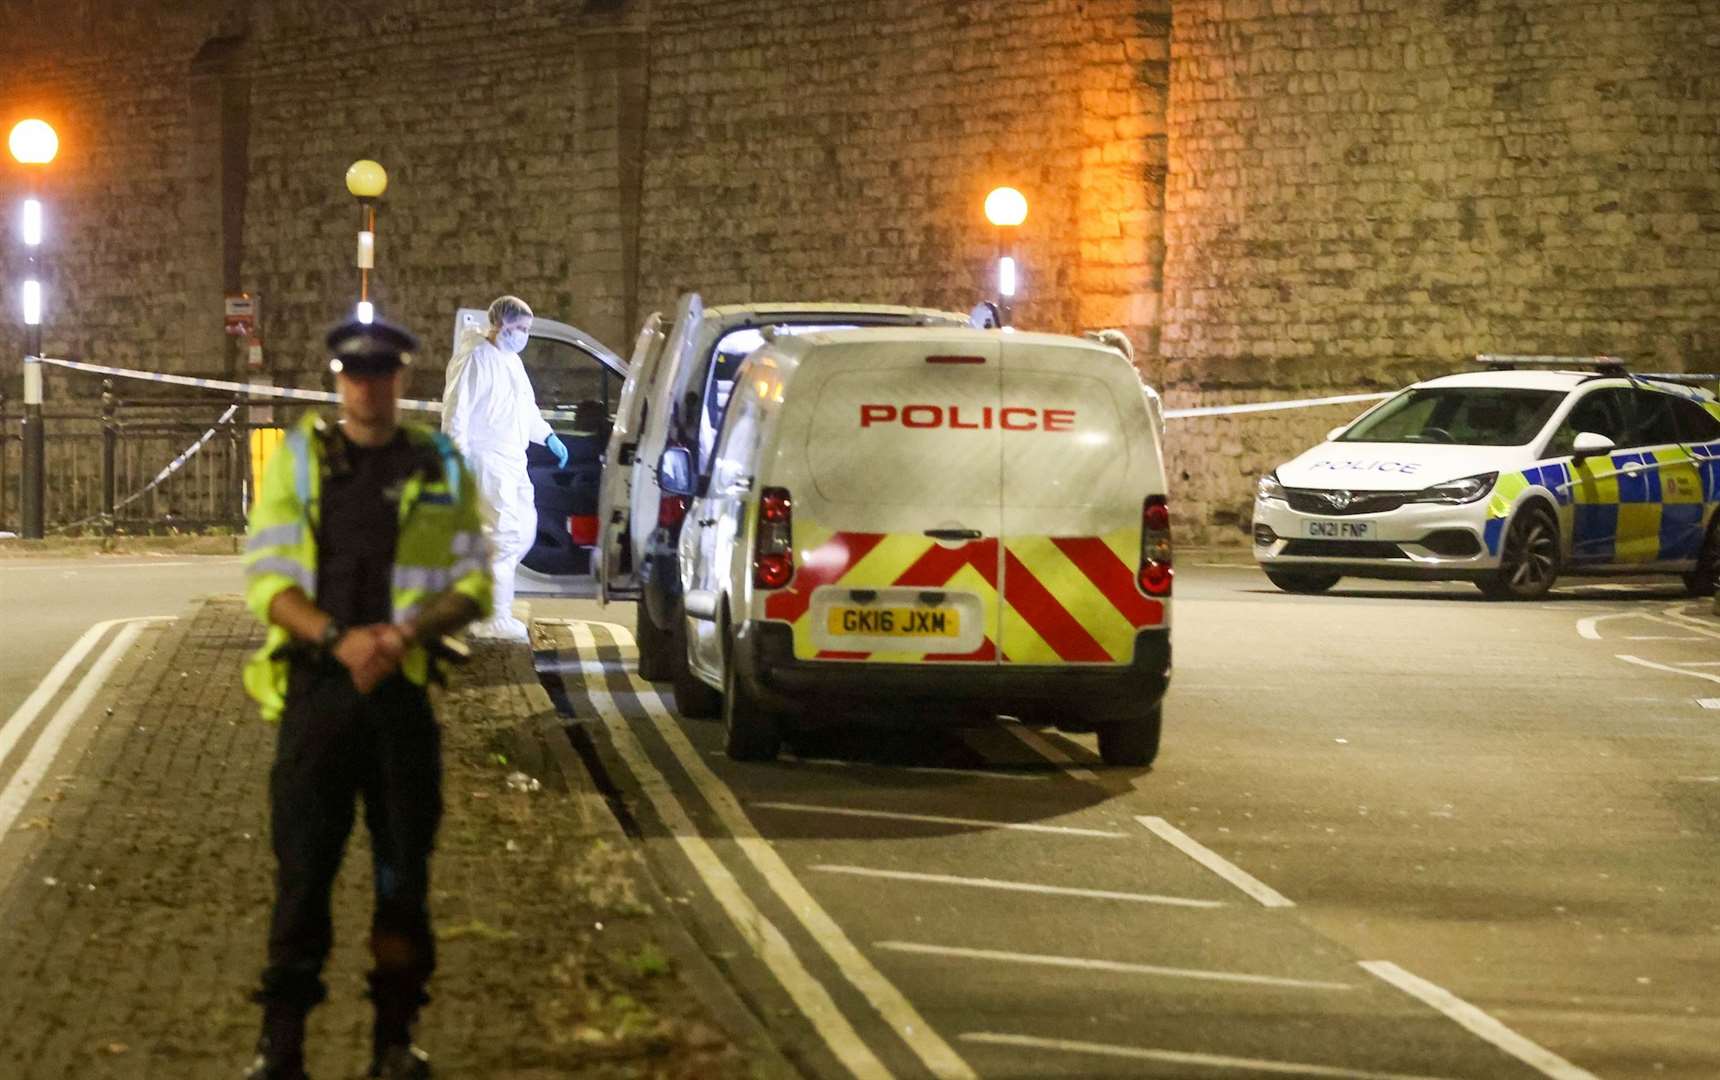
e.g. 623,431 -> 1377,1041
1136,815 -> 1296,908
1613,654 -> 1720,687
1360,961 -> 1601,1080
991,722 -> 1100,782
570,623 -> 978,1080
751,801 -> 1128,838
810,864 -> 1225,909
958,1032 -> 1457,1080
876,941 -> 1353,991
556,627 -> 897,1080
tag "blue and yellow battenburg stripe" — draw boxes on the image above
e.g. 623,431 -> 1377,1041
1483,440 -> 1720,563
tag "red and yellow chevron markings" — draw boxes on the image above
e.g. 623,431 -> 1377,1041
765,523 -> 1162,666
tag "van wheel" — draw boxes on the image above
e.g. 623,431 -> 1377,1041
1683,517 -> 1720,597
1263,568 -> 1341,593
635,599 -> 672,680
1478,506 -> 1558,600
722,629 -> 782,762
671,618 -> 722,719
1096,702 -> 1162,768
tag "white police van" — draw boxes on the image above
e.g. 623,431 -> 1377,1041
659,326 -> 1174,765
1253,357 -> 1720,598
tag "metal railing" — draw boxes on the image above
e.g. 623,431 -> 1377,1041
2,381 -> 303,536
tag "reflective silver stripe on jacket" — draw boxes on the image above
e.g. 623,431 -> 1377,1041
449,557 -> 486,582
245,556 -> 314,593
392,565 -> 453,594
449,530 -> 487,558
245,522 -> 304,552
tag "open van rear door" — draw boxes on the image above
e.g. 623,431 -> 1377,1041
597,311 -> 668,602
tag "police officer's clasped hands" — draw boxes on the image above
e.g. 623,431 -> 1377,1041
332,623 -> 408,694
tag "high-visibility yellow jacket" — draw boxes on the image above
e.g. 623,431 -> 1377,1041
242,412 -> 492,720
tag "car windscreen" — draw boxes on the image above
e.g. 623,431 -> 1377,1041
1340,388 -> 1563,446
701,325 -> 870,447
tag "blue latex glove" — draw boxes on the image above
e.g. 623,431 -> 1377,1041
546,433 -> 570,469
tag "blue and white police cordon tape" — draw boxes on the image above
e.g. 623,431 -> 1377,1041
39,355 -> 1394,425
33,356 -> 589,423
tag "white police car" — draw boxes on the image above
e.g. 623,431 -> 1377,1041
1252,357 -> 1720,599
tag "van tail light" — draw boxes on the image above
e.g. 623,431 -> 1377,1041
754,487 -> 795,589
657,494 -> 689,530
1138,494 -> 1172,596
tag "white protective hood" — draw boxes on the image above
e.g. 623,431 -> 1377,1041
1275,442 -> 1526,492
442,325 -> 553,456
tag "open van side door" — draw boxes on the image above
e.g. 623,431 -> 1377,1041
597,312 -> 667,603
628,292 -> 704,597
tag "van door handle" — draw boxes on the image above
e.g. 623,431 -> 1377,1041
924,528 -> 982,541
696,517 -> 718,526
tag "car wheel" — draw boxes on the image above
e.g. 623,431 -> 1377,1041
721,624 -> 782,762
1263,568 -> 1341,593
1096,701 -> 1162,767
671,617 -> 723,719
1683,517 -> 1720,597
1479,506 -> 1559,600
634,598 -> 673,681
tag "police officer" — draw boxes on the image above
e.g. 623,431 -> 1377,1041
240,318 -> 491,1080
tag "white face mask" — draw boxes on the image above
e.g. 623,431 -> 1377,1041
498,327 -> 529,354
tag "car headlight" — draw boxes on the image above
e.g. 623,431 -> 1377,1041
1256,472 -> 1286,501
1408,472 -> 1498,504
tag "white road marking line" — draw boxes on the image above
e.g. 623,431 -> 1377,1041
1136,816 -> 1295,908
876,941 -> 1351,991
572,623 -> 977,1080
557,629 -> 894,1080
1623,635 -> 1704,641
1614,654 -> 1720,686
1648,606 -> 1720,640
0,617 -> 169,773
0,618 -> 170,837
958,1032 -> 1458,1080
1360,961 -> 1601,1080
1698,699 -> 1720,710
996,722 -> 1100,782
753,801 -> 1127,838
1575,612 -> 1650,640
811,864 -> 1225,909
1675,661 -> 1720,667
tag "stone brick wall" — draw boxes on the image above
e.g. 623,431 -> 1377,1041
1161,0 -> 1720,537
637,0 -> 1170,361
0,0 -> 236,388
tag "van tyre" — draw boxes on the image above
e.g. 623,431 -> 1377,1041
635,599 -> 672,681
671,619 -> 722,719
1096,702 -> 1162,767
1263,569 -> 1341,594
722,635 -> 782,762
1682,517 -> 1720,597
1479,506 -> 1559,600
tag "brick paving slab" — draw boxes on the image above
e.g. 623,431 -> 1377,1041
0,597 -> 776,1080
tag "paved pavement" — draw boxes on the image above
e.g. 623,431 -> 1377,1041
0,596 -> 767,1080
535,568 -> 1720,1080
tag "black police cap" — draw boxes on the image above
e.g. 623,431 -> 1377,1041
326,317 -> 419,375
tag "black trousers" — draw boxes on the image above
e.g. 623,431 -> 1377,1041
256,660 -> 443,1018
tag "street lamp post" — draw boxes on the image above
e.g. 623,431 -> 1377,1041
345,159 -> 388,324
10,118 -> 58,539
983,186 -> 1028,328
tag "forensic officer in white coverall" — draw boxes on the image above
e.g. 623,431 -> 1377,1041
441,295 -> 568,640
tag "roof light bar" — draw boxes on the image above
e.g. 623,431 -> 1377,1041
1474,354 -> 1628,372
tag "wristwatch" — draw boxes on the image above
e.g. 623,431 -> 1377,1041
319,619 -> 347,652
